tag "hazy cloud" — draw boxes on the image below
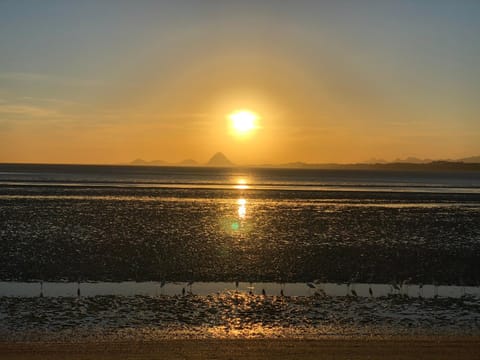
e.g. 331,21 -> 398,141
0,104 -> 59,118
0,72 -> 100,87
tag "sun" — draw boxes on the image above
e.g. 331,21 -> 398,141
228,110 -> 259,135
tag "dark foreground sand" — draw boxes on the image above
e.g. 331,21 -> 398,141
1,337 -> 479,360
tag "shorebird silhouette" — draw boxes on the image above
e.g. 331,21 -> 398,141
159,280 -> 166,296
77,282 -> 81,297
187,281 -> 194,294
369,286 -> 373,297
402,278 -> 411,297
391,281 -> 400,295
40,281 -> 43,298
433,280 -> 439,298
418,283 -> 424,298
262,289 -> 266,296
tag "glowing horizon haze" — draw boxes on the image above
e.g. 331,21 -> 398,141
0,1 -> 479,165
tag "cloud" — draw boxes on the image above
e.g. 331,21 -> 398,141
0,72 -> 100,87
20,96 -> 78,106
0,104 -> 59,118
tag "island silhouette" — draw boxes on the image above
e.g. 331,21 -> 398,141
128,153 -> 480,171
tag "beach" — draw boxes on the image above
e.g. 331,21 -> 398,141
1,337 -> 480,359
1,165 -> 479,357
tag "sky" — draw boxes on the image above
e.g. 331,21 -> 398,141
0,0 -> 479,164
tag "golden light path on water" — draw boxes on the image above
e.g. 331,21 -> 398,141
237,198 -> 247,219
228,178 -> 250,231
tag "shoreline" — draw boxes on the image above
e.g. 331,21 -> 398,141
2,280 -> 479,297
1,336 -> 479,359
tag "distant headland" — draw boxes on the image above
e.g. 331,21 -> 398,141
126,153 -> 480,171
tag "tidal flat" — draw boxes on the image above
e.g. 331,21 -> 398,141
1,186 -> 479,285
1,167 -> 479,352
0,293 -> 479,342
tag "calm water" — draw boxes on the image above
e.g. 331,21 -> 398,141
1,163 -> 480,191
1,164 -> 479,285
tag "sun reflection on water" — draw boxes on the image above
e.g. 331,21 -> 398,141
234,178 -> 249,190
227,177 -> 251,232
237,198 -> 247,218
230,198 -> 248,231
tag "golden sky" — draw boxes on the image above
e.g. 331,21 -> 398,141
1,1 -> 479,164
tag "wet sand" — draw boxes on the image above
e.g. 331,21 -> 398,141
1,337 -> 479,359
2,189 -> 480,285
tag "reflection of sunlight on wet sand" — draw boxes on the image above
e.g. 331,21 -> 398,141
234,178 -> 249,190
237,198 -> 246,218
205,293 -> 282,338
230,198 -> 247,231
207,324 -> 281,338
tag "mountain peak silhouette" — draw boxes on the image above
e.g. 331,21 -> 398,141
206,152 -> 234,166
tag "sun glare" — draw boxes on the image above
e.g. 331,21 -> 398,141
237,198 -> 247,218
234,178 -> 249,189
228,110 -> 259,135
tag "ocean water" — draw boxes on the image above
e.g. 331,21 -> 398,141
0,164 -> 479,285
1,163 -> 479,191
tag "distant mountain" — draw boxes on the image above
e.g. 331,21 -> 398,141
206,152 -> 234,167
459,156 -> 480,163
365,158 -> 387,164
130,159 -> 167,166
127,154 -> 480,168
283,161 -> 308,168
393,157 -> 432,164
178,158 -> 198,166
130,158 -> 149,165
268,161 -> 480,171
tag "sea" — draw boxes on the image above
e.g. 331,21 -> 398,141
1,164 -> 479,339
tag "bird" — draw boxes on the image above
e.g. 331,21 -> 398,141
262,289 -> 266,296
186,281 -> 194,295
369,286 -> 373,297
248,282 -> 253,295
77,282 -> 81,297
401,278 -> 411,297
351,289 -> 358,297
40,281 -> 44,298
280,289 -> 284,297
306,283 -> 316,289
433,280 -> 439,298
418,283 -> 424,298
